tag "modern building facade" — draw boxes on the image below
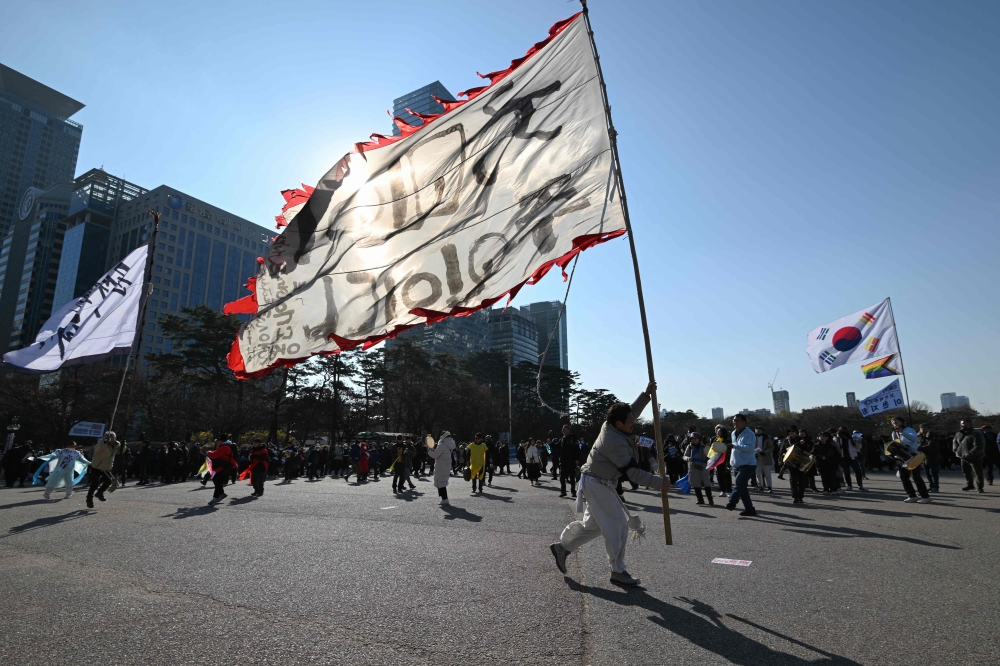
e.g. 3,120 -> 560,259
114,186 -> 273,359
772,390 -> 790,414
711,407 -> 724,420
846,392 -> 857,408
489,308 -> 539,367
390,81 -> 456,136
0,182 -> 73,351
940,392 -> 971,411
53,169 -> 146,310
520,301 -> 568,370
0,64 -> 83,240
389,310 -> 491,358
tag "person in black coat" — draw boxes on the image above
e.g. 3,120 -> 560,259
558,425 -> 579,498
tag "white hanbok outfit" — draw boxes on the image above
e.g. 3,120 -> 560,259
44,449 -> 87,499
427,433 -> 456,492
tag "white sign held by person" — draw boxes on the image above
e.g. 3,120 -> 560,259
68,421 -> 106,438
858,379 -> 905,417
638,436 -> 655,449
2,244 -> 148,373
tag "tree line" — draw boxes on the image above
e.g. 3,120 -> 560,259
0,306 -> 992,447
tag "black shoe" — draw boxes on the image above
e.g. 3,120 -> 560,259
559,493 -> 567,497
86,497 -> 94,509
96,492 -> 106,502
979,489 -> 985,494
409,484 -> 416,490
961,486 -> 975,491
725,503 -> 736,511
739,509 -> 758,517
550,543 -> 568,574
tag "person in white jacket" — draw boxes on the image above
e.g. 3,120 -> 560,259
427,431 -> 456,506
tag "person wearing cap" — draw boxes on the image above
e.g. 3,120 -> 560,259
952,420 -> 985,493
682,431 -> 713,506
981,425 -> 1000,486
835,426 -> 865,491
550,381 -> 666,588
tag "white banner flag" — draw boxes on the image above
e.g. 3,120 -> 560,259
805,298 -> 899,373
68,421 -> 106,438
3,244 -> 148,373
226,13 -> 626,377
858,379 -> 905,417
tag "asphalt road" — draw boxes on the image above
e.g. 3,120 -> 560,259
0,465 -> 997,665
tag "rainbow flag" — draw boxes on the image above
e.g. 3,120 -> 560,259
861,353 -> 901,379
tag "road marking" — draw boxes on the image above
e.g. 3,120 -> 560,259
380,506 -> 397,510
712,558 -> 752,566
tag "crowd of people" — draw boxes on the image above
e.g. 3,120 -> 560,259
1,411 -> 996,515
2,382 -> 997,589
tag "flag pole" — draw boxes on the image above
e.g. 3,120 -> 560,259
579,0 -> 672,545
886,297 -> 912,424
118,210 -> 161,440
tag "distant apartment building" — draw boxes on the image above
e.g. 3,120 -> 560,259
940,392 -> 971,411
711,407 -> 724,420
846,392 -> 857,408
772,390 -> 790,414
0,64 -> 83,240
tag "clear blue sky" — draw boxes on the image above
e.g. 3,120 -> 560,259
4,0 -> 998,415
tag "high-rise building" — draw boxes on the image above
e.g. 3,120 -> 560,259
0,64 -> 83,239
519,301 -> 568,370
941,392 -> 971,411
846,392 -> 857,408
489,308 -> 539,366
772,390 -> 790,414
53,169 -> 146,310
112,186 -> 273,361
711,407 -> 724,420
0,181 -> 73,350
389,310 -> 491,358
390,81 -> 456,136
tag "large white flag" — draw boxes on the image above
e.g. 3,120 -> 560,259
225,13 -> 626,378
3,244 -> 148,373
805,298 -> 899,373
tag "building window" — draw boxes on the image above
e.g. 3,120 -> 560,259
153,276 -> 161,284
167,257 -> 173,264
154,265 -> 161,272
176,250 -> 184,264
222,230 -> 228,239
181,215 -> 187,224
172,211 -> 178,220
153,288 -> 160,295
198,220 -> 204,230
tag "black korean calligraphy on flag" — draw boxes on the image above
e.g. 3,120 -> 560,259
225,13 -> 627,378
2,244 -> 148,373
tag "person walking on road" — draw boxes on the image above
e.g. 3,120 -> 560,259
557,425 -> 579,499
953,420 -> 985,493
726,414 -> 758,516
891,418 -> 931,503
206,437 -> 238,505
917,425 -> 940,493
468,433 -> 488,494
86,432 -> 124,509
754,427 -> 773,494
683,432 -> 713,506
981,425 -> 999,486
525,440 -> 542,486
427,431 -> 456,506
550,381 -> 666,588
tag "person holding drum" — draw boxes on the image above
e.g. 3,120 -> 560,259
891,417 -> 931,503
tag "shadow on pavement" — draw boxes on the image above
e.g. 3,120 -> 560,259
566,580 -> 862,665
163,505 -> 218,519
668,508 -> 717,519
228,495 -> 258,505
6,509 -> 91,536
442,505 -> 482,522
0,498 -> 53,510
754,515 -> 961,550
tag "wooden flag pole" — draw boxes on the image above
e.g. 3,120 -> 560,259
580,0 -> 672,545
118,210 -> 162,439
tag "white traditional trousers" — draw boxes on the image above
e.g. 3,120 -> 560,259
559,476 -> 629,573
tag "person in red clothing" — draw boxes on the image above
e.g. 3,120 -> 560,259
238,439 -> 270,497
357,442 -> 370,484
206,436 -> 239,504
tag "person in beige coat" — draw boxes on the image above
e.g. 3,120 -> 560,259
87,431 -> 124,509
